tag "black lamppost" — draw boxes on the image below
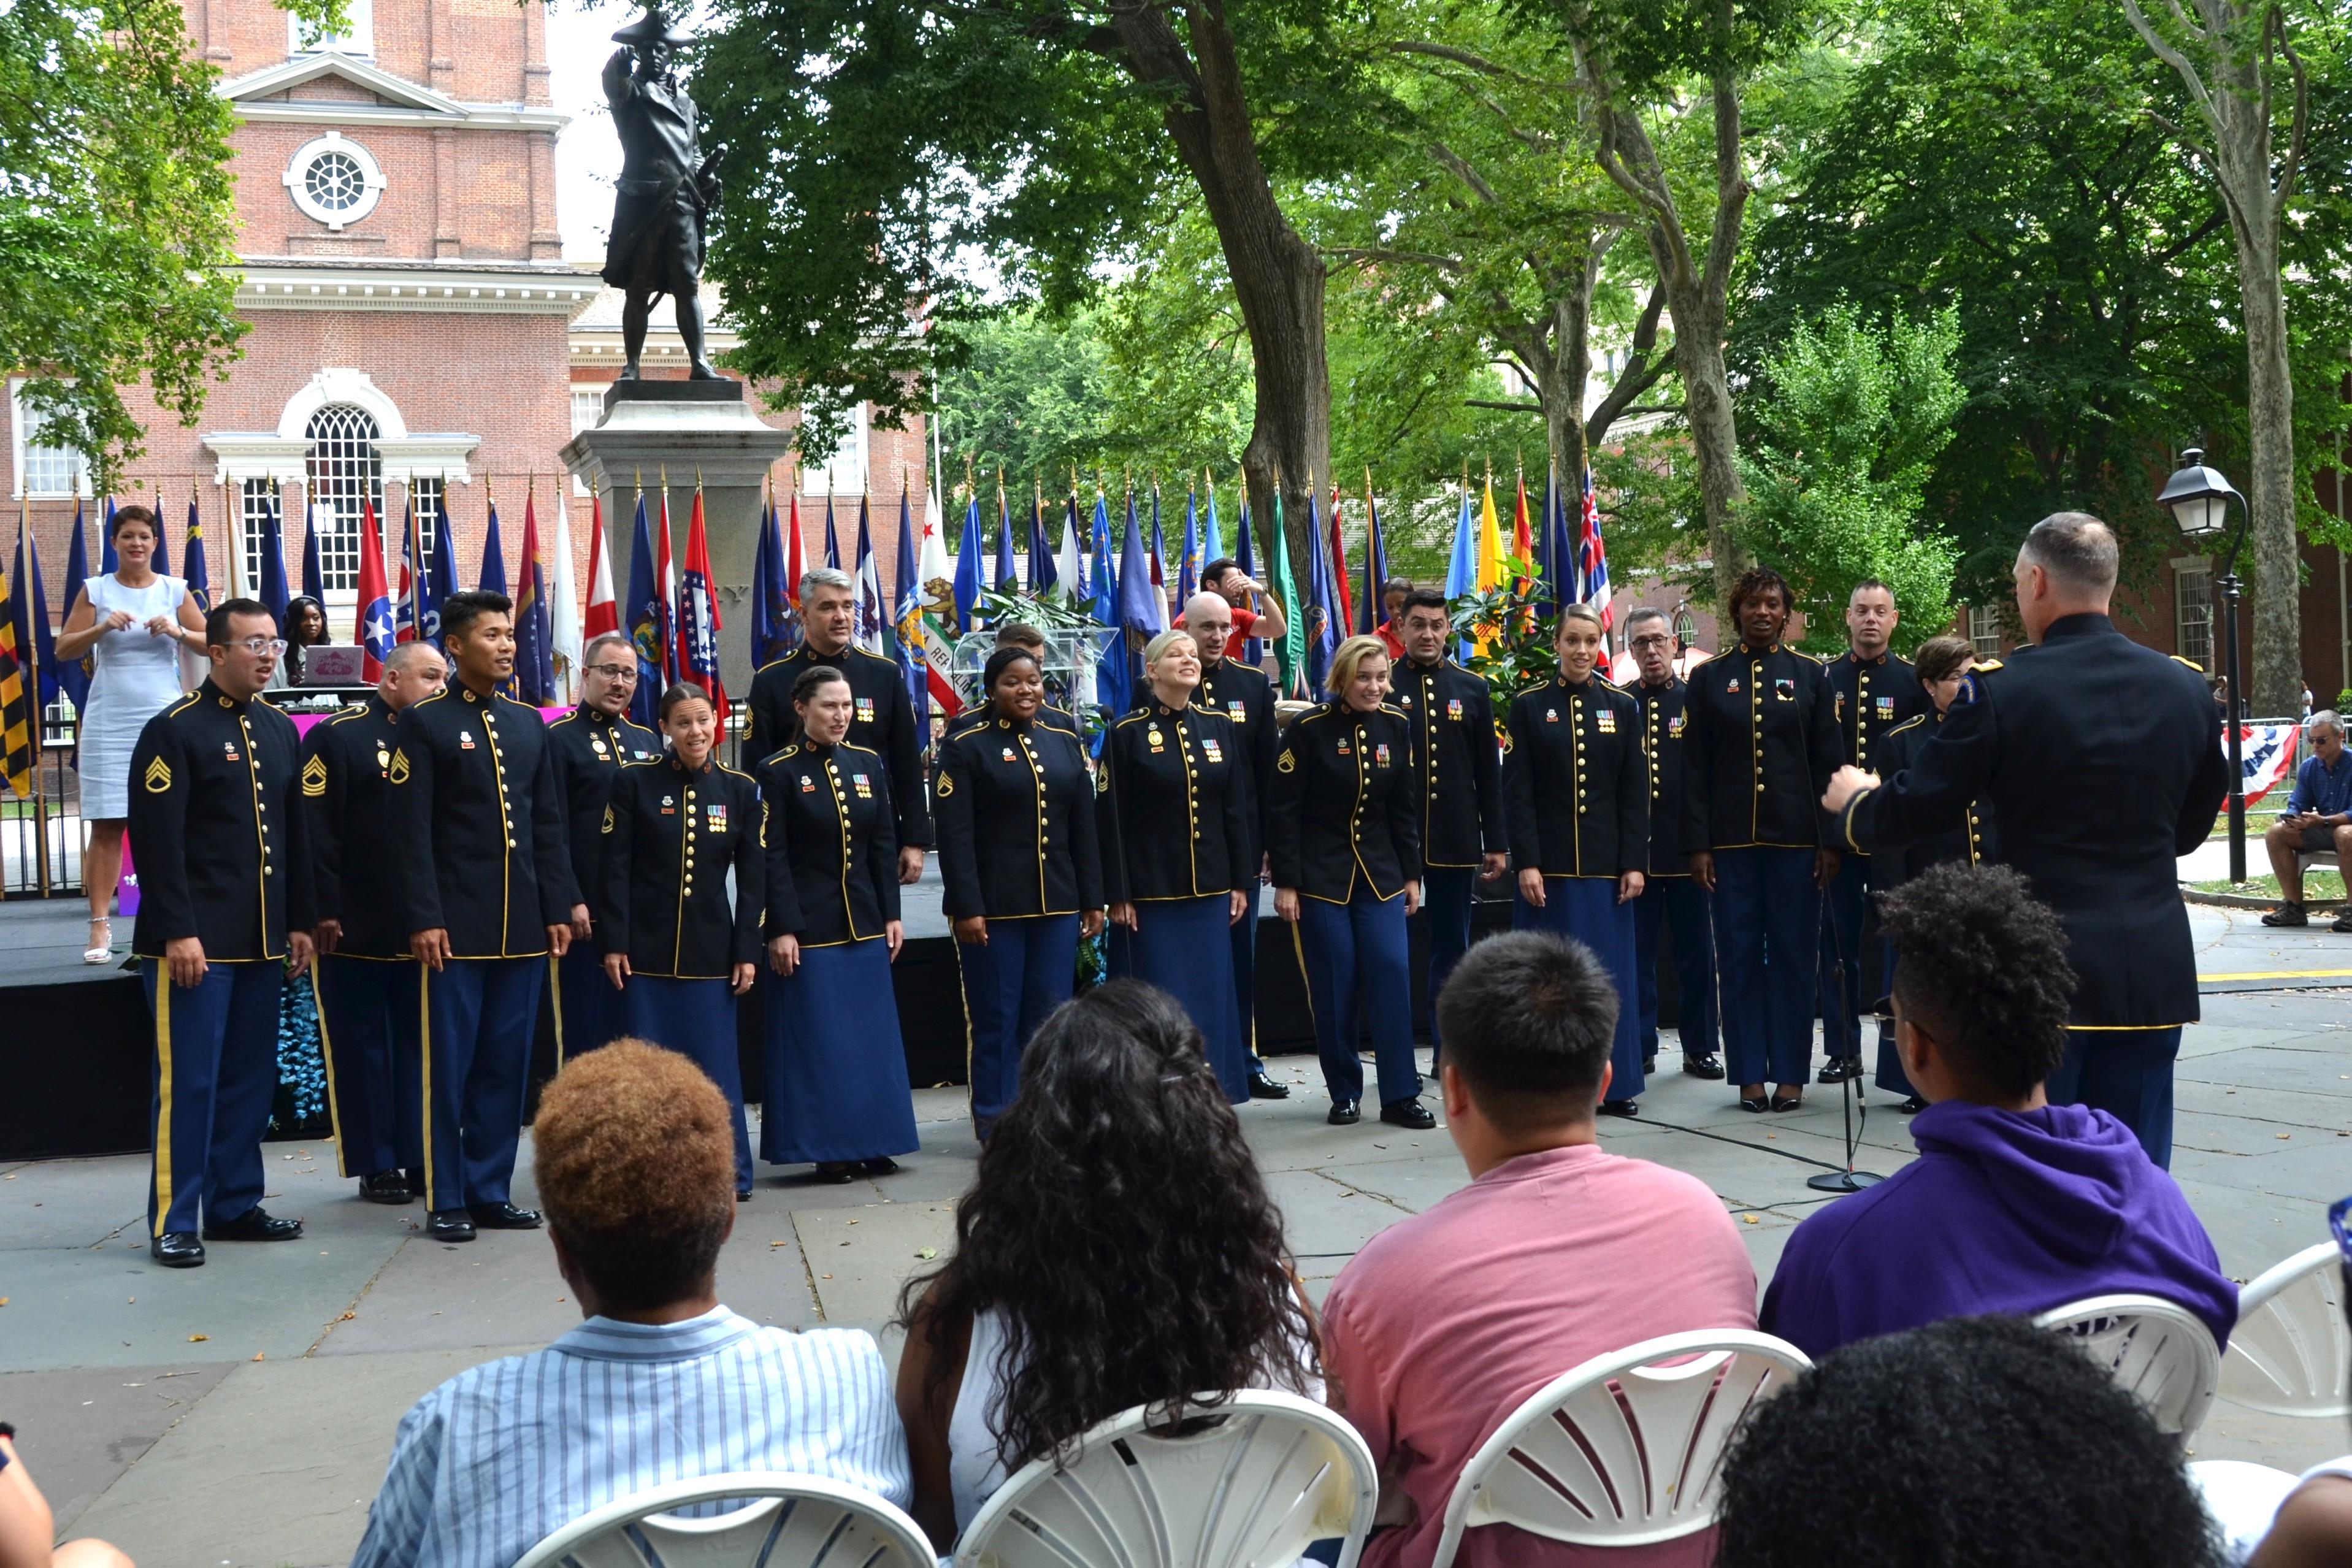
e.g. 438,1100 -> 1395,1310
2157,448 -> 2248,882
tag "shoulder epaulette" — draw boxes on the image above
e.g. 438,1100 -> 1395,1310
1884,714 -> 1928,738
1685,651 -> 1717,670
1111,711 -> 1152,730
767,744 -> 800,763
1377,702 -> 1408,719
840,741 -> 883,759
753,651 -> 799,677
163,692 -> 204,719
2168,654 -> 2204,673
852,647 -> 897,665
326,706 -> 370,726
718,762 -> 755,781
1971,658 -> 2004,673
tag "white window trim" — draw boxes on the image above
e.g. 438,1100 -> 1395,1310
283,131 -> 386,231
9,378 -> 94,500
288,0 -> 373,58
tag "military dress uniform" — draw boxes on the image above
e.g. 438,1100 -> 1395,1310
1096,700 -> 1255,1102
746,644 -> 933,853
389,683 -> 578,1220
1268,700 -> 1424,1115
1503,675 -> 1650,1104
546,703 -> 661,1060
1629,673 -> 1720,1076
943,698 -> 1082,745
1682,641 -> 1843,1093
756,739 -> 920,1169
129,679 -> 316,1254
1817,649 -> 1929,1077
599,754 -> 764,1190
933,713 -> 1103,1134
1839,613 -> 2224,1165
303,695 -> 423,1194
1193,656 -> 1278,1074
1863,708 -> 1996,1101
1392,656 -> 1503,1064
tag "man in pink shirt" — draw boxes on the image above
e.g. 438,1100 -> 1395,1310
1321,931 -> 1757,1567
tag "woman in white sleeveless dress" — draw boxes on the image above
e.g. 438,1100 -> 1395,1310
52,505 -> 206,960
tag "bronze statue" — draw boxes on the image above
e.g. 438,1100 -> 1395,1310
600,9 -> 720,380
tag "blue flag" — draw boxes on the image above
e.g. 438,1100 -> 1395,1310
892,484 -> 927,719
1028,488 -> 1057,599
101,496 -> 117,575
431,494 -> 463,611
1303,488 -> 1340,694
1178,489 -> 1201,608
477,497 -> 508,598
1358,488 -> 1390,637
1235,490 -> 1263,667
822,495 -> 841,570
751,493 -> 795,668
178,495 -> 207,614
256,487 -> 291,626
1116,488 -> 1166,702
1540,464 -> 1577,613
58,501 -> 93,710
513,499 -> 555,704
12,507 -> 55,708
1442,481 -> 1476,660
1202,480 -> 1224,565
951,491 -> 982,632
1088,492 -> 1125,741
300,501 -> 328,606
851,496 -> 884,652
623,492 -> 664,727
992,484 -> 1018,592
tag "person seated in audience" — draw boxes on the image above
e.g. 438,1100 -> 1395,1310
0,1428 -> 131,1568
2249,1458 -> 2352,1566
894,980 -> 1322,1552
1712,1314 -> 2228,1568
350,1041 -> 911,1568
1320,931 -> 1757,1567
1761,863 -> 2236,1361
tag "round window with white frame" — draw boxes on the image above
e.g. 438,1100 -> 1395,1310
283,132 -> 385,231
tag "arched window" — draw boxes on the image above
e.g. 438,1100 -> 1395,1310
305,403 -> 381,593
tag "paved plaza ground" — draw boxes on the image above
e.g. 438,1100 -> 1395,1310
3,904 -> 2349,1567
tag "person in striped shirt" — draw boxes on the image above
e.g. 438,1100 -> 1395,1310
350,1041 -> 911,1568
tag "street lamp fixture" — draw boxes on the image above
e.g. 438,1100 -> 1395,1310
2157,447 -> 2249,882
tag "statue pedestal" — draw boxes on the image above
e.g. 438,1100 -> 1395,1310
561,378 -> 792,701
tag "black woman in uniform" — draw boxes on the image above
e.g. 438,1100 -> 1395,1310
1096,628 -> 1254,1103
1268,634 -> 1428,1128
598,684 -> 764,1195
934,644 -> 1105,1138
1858,634 -> 1993,1112
756,665 -> 919,1181
1504,603 -> 1650,1114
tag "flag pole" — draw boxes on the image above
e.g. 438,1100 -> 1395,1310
21,489 -> 50,897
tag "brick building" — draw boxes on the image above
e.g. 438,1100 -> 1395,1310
4,0 -> 927,654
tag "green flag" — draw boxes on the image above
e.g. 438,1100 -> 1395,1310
1267,481 -> 1306,696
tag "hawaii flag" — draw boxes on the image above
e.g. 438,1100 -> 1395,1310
675,482 -> 727,724
353,499 -> 393,679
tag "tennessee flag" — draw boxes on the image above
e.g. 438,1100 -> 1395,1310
353,499 -> 393,679
675,481 -> 727,724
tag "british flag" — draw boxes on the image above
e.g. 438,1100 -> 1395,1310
1578,466 -> 1612,632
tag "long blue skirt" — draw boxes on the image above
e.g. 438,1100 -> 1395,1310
760,940 -> 922,1166
1106,895 -> 1247,1103
1514,876 -> 1646,1100
620,974 -> 754,1194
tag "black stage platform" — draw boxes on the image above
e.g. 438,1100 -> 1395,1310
1,871 -> 1684,1160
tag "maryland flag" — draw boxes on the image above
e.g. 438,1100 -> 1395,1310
0,551 -> 33,798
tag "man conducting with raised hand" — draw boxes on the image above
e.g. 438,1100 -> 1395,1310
1825,513 -> 2228,1168
391,590 -> 585,1242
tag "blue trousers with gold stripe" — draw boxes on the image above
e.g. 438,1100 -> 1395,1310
313,955 -> 424,1182
145,959 -> 283,1237
1419,866 -> 1477,1067
1297,892 -> 1420,1109
420,957 -> 543,1212
959,914 -> 1079,1137
1714,847 -> 1820,1088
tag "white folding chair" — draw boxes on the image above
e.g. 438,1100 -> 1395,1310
2032,1293 -> 2223,1440
513,1471 -> 935,1568
952,1388 -> 1377,1568
2220,1241 -> 2352,1418
1427,1329 -> 1813,1567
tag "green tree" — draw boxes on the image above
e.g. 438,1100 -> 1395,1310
1,0 -> 333,481
1736,304 -> 1965,651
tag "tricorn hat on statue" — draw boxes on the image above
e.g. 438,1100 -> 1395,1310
611,9 -> 692,45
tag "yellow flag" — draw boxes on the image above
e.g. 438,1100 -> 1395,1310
1476,477 -> 1504,594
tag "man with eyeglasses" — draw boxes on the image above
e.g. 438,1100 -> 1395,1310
128,599 -> 316,1266
547,632 -> 664,1057
1624,606 -> 1724,1081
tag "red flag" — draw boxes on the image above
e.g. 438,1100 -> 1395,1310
354,499 -> 393,679
394,502 -> 418,645
583,491 -> 618,641
675,484 -> 728,724
784,490 -> 806,610
1512,473 -> 1534,592
1327,481 -> 1354,635
655,481 -> 678,683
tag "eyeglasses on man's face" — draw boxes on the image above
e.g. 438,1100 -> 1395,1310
1629,633 -> 1672,651
229,637 -> 288,657
586,663 -> 639,682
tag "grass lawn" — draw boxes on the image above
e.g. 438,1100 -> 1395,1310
2188,870 -> 2346,902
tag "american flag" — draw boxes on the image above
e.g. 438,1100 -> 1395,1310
1578,466 -> 1612,631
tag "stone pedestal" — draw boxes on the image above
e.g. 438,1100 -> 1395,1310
561,379 -> 792,701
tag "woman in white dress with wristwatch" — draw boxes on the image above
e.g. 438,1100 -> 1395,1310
52,505 -> 207,962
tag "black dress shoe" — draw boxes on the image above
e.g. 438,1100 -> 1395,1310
1683,1054 -> 1726,1080
1598,1099 -> 1641,1119
1379,1098 -> 1437,1130
1641,1056 -> 1657,1076
151,1231 -> 205,1268
467,1202 -> 543,1230
202,1206 -> 302,1242
1817,1057 -> 1863,1085
736,1188 -> 753,1202
813,1164 -> 857,1185
858,1157 -> 900,1177
426,1209 -> 477,1241
1899,1095 -> 1928,1114
1248,1071 -> 1292,1100
358,1171 -> 413,1205
1327,1100 -> 1361,1126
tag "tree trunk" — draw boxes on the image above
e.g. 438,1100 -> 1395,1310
2237,232 -> 2298,715
1109,0 -> 1330,578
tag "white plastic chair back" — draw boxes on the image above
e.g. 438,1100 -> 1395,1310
512,1471 -> 935,1568
952,1388 -> 1377,1568
2220,1242 -> 2351,1417
2032,1293 -> 2222,1439
1427,1329 -> 1813,1567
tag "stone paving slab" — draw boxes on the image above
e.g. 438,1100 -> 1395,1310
0,1363 -> 236,1534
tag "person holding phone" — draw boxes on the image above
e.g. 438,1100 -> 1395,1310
2262,709 -> 2351,931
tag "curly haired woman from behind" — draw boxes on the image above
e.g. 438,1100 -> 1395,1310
894,979 -> 1322,1552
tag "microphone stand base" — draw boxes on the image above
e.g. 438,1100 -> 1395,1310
1806,1169 -> 1886,1193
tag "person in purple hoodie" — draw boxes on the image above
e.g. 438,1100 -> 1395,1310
1761,862 -> 2237,1360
